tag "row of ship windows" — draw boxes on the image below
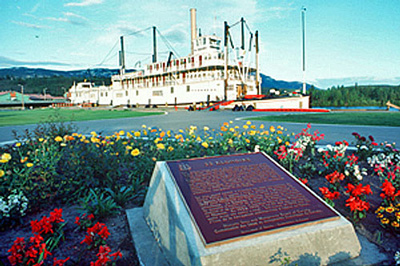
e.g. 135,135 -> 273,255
147,54 -> 223,71
75,85 -> 218,98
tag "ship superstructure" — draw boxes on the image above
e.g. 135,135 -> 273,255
68,8 -> 261,107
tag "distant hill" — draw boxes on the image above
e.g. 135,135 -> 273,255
0,67 -> 125,79
260,73 -> 315,91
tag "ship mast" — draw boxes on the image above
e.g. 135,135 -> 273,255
224,21 -> 229,101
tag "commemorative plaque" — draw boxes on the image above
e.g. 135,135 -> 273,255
166,152 -> 339,247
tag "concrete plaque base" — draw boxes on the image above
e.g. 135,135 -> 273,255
143,156 -> 361,266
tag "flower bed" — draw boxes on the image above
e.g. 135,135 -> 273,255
1,121 -> 399,265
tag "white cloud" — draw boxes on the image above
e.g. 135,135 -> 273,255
64,0 -> 103,7
11,21 -> 48,30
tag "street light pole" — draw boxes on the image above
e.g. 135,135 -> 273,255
43,88 -> 47,101
301,6 -> 306,95
18,84 -> 24,110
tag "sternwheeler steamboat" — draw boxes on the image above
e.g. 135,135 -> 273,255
68,8 -> 309,110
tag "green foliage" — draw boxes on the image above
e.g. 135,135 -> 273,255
0,75 -> 110,96
79,189 -> 121,220
310,85 -> 400,107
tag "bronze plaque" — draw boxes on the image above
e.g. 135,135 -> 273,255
166,152 -> 339,247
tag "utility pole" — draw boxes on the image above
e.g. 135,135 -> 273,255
43,88 -> 47,101
301,6 -> 307,95
18,84 -> 24,110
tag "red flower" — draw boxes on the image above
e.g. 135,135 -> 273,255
319,187 -> 340,200
368,135 -> 375,142
75,217 -> 81,226
325,171 -> 345,184
346,184 -> 372,197
49,209 -> 64,223
88,214 -> 95,220
98,226 -> 110,240
299,178 -> 308,185
110,250 -> 123,260
53,257 -> 70,266
345,196 -> 370,212
380,179 -> 400,201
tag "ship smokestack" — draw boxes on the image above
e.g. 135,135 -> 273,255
190,8 -> 197,55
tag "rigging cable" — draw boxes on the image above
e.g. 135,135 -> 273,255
156,28 -> 180,58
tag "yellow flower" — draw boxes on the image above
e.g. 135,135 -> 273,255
229,121 -> 233,124
131,148 -> 140,156
203,126 -> 209,131
160,131 -> 166,138
202,142 -> 209,148
55,136 -> 63,142
277,137 -> 282,144
381,218 -> 390,224
127,132 -> 132,138
392,221 -> 399,228
196,136 -> 202,142
285,141 -> 290,146
234,126 -> 239,129
143,130 -> 148,136
229,128 -> 235,132
167,146 -> 174,152
376,213 -> 384,218
119,130 -> 125,136
126,145 -> 133,150
134,131 -> 141,137
60,143 -> 67,147
26,162 -> 33,168
15,142 -> 21,147
152,157 -> 157,161
260,124 -> 265,129
0,153 -> 12,163
269,126 -> 276,133
142,124 -> 147,128
386,206 -> 395,213
122,141 -> 128,145
249,130 -> 256,136
90,131 -> 97,136
245,139 -> 250,144
91,137 -> 100,143
251,125 -> 256,129
154,138 -> 160,144
167,130 -> 171,137
228,139 -> 233,145
38,138 -> 44,142
72,133 -> 79,137
243,125 -> 249,129
0,170 -> 4,177
277,130 -> 283,134
156,143 -> 165,150
221,126 -> 228,132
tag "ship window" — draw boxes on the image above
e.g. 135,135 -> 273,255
171,87 -> 174,94
101,92 -> 103,97
203,38 -> 206,45
125,91 -> 128,96
136,90 -> 139,96
186,85 -> 190,92
105,92 -> 108,97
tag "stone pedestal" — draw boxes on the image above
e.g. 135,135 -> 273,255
143,153 -> 361,266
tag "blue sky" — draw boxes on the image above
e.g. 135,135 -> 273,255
1,0 -> 399,88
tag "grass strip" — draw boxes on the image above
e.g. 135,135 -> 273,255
0,108 -> 163,127
251,112 -> 400,127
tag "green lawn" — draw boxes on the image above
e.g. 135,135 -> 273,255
0,108 -> 163,127
251,112 -> 400,127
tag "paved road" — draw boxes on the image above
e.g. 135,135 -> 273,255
1,110 -> 399,146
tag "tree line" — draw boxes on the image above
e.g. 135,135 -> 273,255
310,84 -> 400,107
0,76 -> 110,97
